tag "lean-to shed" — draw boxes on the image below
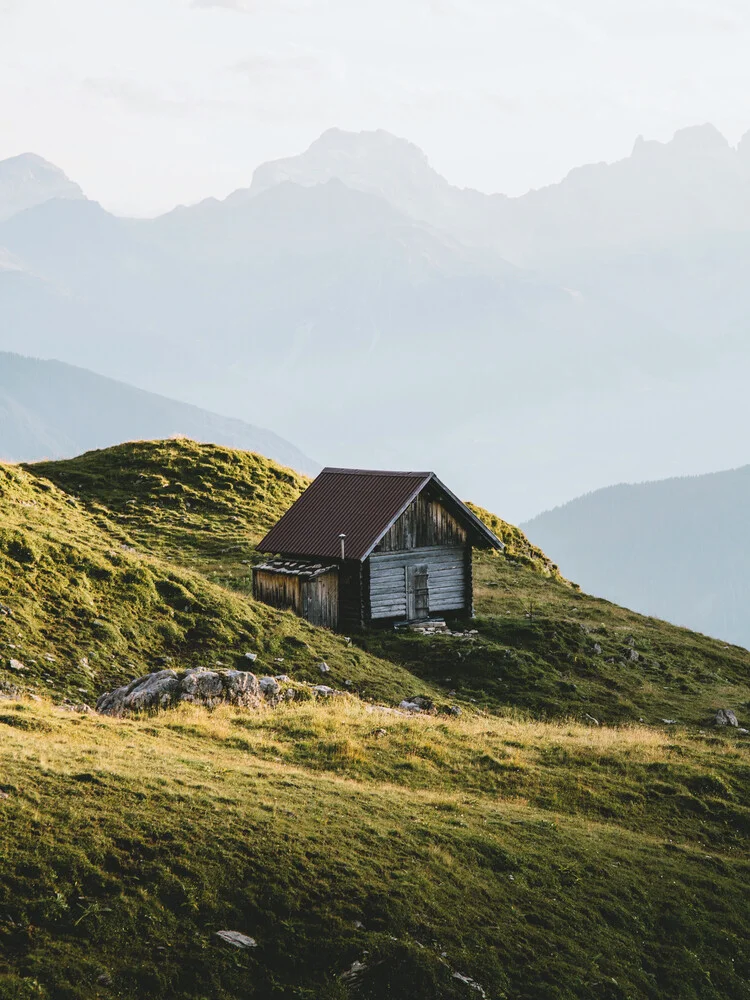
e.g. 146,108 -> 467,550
253,468 -> 503,631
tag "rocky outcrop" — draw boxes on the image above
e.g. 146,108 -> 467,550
96,668 -> 263,717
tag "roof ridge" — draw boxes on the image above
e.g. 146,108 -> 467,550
321,468 -> 433,478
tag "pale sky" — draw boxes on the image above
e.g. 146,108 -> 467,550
1,0 -> 749,216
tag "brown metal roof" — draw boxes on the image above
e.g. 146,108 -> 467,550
256,467 -> 503,561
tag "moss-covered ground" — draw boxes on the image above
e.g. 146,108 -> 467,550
1,698 -> 748,1000
0,439 -> 747,998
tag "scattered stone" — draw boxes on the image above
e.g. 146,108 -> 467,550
738,728 -> 749,735
344,679 -> 353,687
373,728 -> 387,738
452,972 -> 488,997
583,714 -> 600,726
8,659 -> 26,672
96,669 -> 263,717
319,662 -> 331,675
341,959 -> 367,982
399,700 -> 423,713
627,649 -> 639,662
275,674 -> 291,683
409,695 -> 434,710
244,652 -> 258,662
714,709 -> 739,728
448,706 -> 462,717
592,643 -> 602,655
259,677 -> 280,698
313,685 -> 335,697
352,920 -> 365,930
626,636 -> 636,647
96,973 -> 113,987
660,719 -> 678,726
0,791 -> 10,799
60,703 -> 92,714
215,931 -> 257,950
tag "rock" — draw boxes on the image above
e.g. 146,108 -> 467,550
626,635 -> 636,647
341,959 -> 367,982
409,695 -> 434,710
97,669 -> 261,717
244,652 -> 258,662
738,728 -> 749,735
592,643 -> 602,655
8,659 -> 26,671
181,670 -> 224,706
96,972 -> 113,987
319,662 -> 331,675
344,679 -> 353,687
399,700 -> 422,713
215,930 -> 257,949
660,719 -> 678,725
627,649 -> 639,662
259,676 -> 280,698
275,674 -> 291,682
714,709 -> 739,727
313,685 -> 335,697
448,705 -> 462,716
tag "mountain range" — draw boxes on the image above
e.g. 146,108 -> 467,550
0,351 -> 318,472
523,464 -> 750,650
2,125 -> 750,520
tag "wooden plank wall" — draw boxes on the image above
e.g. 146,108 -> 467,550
253,569 -> 303,616
302,571 -> 339,630
369,546 -> 467,620
375,496 -> 467,553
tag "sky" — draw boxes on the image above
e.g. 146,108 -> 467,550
1,0 -> 750,215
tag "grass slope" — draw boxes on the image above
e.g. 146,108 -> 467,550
1,439 -> 749,998
28,440 -> 750,725
0,457 -> 425,705
0,697 -> 748,1000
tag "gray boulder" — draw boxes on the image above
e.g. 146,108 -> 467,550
97,668 -> 261,717
259,676 -> 281,698
714,708 -> 739,727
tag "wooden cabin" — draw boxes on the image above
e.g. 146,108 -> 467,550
253,468 -> 503,632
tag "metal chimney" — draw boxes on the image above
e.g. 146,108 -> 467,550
338,533 -> 346,560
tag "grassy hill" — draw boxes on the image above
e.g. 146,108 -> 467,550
1,440 -> 749,998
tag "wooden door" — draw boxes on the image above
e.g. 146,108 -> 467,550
407,564 -> 430,620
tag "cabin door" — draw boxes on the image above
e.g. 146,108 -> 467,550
406,564 -> 430,620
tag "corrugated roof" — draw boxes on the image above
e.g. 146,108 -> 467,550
256,467 -> 503,561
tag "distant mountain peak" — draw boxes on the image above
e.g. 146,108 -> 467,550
250,127 -> 440,199
0,152 -> 85,223
632,124 -> 731,159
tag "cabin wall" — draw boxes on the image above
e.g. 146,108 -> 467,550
368,545 -> 469,621
374,495 -> 467,553
339,560 -> 365,632
252,569 -> 303,617
302,570 -> 339,630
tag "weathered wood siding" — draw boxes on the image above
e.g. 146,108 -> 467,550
253,568 -> 303,616
253,568 -> 339,630
368,546 -> 467,620
339,560 -> 365,632
374,496 -> 467,553
302,571 -> 339,630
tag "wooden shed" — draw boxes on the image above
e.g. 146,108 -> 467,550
253,468 -> 503,632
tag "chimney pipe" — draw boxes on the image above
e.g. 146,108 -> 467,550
338,533 -> 346,561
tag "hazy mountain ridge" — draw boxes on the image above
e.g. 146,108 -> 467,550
0,152 -> 84,223
3,126 -> 750,517
523,465 -> 750,648
0,352 -> 319,473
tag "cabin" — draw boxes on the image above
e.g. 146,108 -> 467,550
253,468 -> 503,632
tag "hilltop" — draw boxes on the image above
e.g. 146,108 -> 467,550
16,439 -> 750,727
1,440 -> 749,999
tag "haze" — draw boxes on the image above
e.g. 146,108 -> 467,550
2,0 -> 750,215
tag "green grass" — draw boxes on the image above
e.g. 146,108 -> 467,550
0,456 -> 425,706
0,438 -> 748,998
0,697 -> 748,1000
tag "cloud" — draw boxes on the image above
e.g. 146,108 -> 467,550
191,0 -> 250,10
82,78 -> 239,117
234,50 -> 332,86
